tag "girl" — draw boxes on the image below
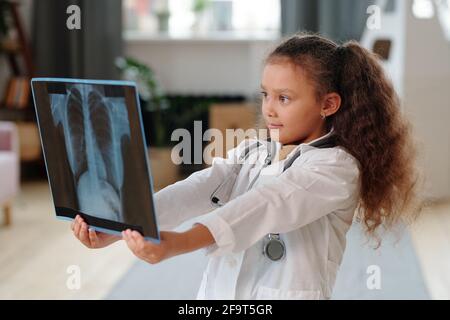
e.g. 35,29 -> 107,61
71,33 -> 421,300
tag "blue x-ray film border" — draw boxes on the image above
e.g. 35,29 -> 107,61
57,216 -> 159,243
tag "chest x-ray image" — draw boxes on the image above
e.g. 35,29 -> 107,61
31,79 -> 159,241
52,84 -> 129,222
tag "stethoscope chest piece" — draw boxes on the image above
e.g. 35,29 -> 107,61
263,233 -> 286,261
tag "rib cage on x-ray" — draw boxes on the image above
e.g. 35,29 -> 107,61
50,84 -> 131,222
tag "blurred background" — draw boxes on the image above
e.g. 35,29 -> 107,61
0,0 -> 449,299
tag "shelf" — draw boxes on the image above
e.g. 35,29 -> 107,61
0,107 -> 35,122
0,39 -> 22,53
123,30 -> 280,43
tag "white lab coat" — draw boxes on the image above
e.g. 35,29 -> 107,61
154,129 -> 361,300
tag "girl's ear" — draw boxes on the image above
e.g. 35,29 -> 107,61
321,92 -> 341,117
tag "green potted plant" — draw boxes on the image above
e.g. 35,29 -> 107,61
191,0 -> 210,33
192,0 -> 210,13
155,9 -> 170,32
115,56 -> 178,189
153,0 -> 170,33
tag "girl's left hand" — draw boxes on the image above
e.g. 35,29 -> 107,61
122,229 -> 186,264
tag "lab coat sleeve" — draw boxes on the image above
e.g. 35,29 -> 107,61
154,139 -> 254,231
191,148 -> 361,256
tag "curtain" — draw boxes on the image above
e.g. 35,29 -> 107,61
32,0 -> 123,79
281,0 -> 375,42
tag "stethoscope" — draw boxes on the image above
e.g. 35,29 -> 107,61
210,138 -> 286,261
210,134 -> 337,262
245,139 -> 286,262
263,234 -> 286,261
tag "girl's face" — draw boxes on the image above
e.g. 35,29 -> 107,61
261,60 -> 328,145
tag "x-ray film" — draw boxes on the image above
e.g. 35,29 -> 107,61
31,78 -> 159,241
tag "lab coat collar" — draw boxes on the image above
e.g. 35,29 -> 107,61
262,127 -> 336,164
303,126 -> 335,147
280,126 -> 336,162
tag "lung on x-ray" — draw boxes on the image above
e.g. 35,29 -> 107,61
31,79 -> 159,241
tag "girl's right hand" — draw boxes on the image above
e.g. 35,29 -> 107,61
71,215 -> 121,249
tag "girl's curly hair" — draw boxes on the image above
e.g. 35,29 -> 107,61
265,33 -> 424,243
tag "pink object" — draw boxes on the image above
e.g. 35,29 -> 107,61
0,121 -> 20,206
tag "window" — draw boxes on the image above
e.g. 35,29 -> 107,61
123,0 -> 280,39
436,0 -> 450,41
412,0 -> 435,19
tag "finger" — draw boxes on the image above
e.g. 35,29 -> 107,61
123,235 -> 137,253
130,231 -> 157,262
131,230 -> 145,242
73,217 -> 82,238
70,216 -> 80,231
127,230 -> 138,248
131,231 -> 147,250
74,215 -> 83,233
123,230 -> 138,252
88,228 -> 98,247
122,230 -> 131,246
79,223 -> 91,247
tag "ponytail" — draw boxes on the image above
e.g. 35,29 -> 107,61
335,41 -> 422,239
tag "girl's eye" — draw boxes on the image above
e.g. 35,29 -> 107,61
279,95 -> 290,104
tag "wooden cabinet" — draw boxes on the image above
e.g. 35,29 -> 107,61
16,121 -> 40,162
208,102 -> 258,160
